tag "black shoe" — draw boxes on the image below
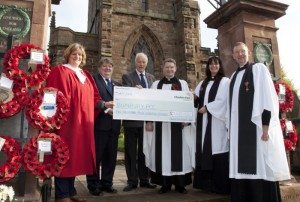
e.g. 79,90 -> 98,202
89,188 -> 103,196
158,186 -> 171,194
123,184 -> 137,192
102,186 -> 118,193
175,186 -> 187,194
140,182 -> 157,189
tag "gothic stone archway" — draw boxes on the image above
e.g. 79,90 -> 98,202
123,24 -> 164,79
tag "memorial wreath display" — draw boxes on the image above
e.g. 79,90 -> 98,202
25,87 -> 70,132
280,119 -> 298,151
274,81 -> 294,113
2,44 -> 50,87
0,136 -> 22,182
275,81 -> 298,152
0,80 -> 28,119
22,133 -> 70,180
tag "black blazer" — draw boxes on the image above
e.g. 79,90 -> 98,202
93,74 -> 121,133
121,70 -> 155,127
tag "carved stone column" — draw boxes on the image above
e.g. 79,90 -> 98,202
204,0 -> 288,78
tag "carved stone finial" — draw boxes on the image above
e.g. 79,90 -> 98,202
50,11 -> 56,28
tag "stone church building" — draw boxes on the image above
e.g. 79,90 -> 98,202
49,0 -> 214,89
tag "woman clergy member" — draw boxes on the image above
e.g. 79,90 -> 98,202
193,56 -> 231,194
46,43 -> 111,202
143,58 -> 195,194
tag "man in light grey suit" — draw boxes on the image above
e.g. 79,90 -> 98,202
122,53 -> 156,191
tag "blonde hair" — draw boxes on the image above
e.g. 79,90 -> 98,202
64,43 -> 87,67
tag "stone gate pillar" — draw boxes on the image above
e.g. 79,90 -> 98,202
204,0 -> 288,78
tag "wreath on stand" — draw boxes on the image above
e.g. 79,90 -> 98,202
22,133 -> 70,180
274,81 -> 294,113
25,87 -> 70,132
0,80 -> 28,119
280,119 -> 298,151
0,136 -> 22,182
2,43 -> 51,87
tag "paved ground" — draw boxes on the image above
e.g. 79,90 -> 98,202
49,152 -> 231,202
47,152 -> 300,202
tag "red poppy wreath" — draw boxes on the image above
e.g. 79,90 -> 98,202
0,79 -> 28,119
22,133 -> 70,180
280,118 -> 298,151
274,81 -> 294,113
25,87 -> 70,132
0,135 -> 22,182
2,43 -> 51,87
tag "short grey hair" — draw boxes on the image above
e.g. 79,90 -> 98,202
98,57 -> 113,68
135,52 -> 148,63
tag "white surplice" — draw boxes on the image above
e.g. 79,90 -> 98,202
143,79 -> 196,176
228,63 -> 290,181
194,77 -> 230,155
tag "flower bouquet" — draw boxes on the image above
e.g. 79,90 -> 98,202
0,185 -> 14,202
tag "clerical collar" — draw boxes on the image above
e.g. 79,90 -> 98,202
162,77 -> 177,84
236,62 -> 250,72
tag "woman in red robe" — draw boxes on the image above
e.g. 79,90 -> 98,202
46,43 -> 109,202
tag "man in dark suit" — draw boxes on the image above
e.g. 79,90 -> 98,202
87,58 -> 121,196
122,52 -> 157,191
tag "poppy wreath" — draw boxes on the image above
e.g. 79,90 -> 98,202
280,118 -> 298,151
22,133 -> 70,180
0,135 -> 22,182
25,87 -> 70,132
2,43 -> 51,87
0,79 -> 28,119
274,81 -> 294,113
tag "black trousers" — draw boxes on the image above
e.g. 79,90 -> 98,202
124,127 -> 150,186
55,177 -> 76,199
86,129 -> 119,191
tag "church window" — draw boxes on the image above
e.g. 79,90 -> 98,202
141,0 -> 148,12
173,3 -> 178,17
130,36 -> 154,74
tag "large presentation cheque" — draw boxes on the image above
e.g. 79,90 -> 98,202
113,87 -> 195,123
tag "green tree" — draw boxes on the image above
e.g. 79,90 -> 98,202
280,65 -> 300,119
281,66 -> 296,91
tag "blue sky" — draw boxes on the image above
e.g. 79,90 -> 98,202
51,0 -> 300,92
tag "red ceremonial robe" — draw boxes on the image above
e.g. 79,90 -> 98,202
46,65 -> 101,177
